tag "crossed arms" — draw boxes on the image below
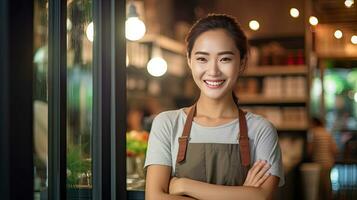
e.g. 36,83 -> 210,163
145,160 -> 279,200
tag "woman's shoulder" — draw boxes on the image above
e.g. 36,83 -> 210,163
152,108 -> 185,125
245,112 -> 277,136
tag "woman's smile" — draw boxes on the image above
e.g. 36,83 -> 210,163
203,79 -> 226,89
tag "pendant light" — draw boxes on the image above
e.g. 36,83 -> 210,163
147,45 -> 167,77
126,2 -> 146,41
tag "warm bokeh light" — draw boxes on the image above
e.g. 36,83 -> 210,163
334,30 -> 343,39
309,16 -> 319,26
351,35 -> 357,44
290,8 -> 300,18
249,20 -> 260,31
125,17 -> 146,41
67,18 -> 72,31
344,0 -> 354,8
147,57 -> 167,77
86,21 -> 94,42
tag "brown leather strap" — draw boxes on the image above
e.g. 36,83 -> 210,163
239,109 -> 250,167
176,104 -> 196,163
176,104 -> 250,167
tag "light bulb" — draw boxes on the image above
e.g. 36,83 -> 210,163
309,16 -> 319,26
125,17 -> 146,41
334,30 -> 343,39
249,20 -> 260,31
86,22 -> 94,42
290,8 -> 300,18
351,35 -> 357,44
345,0 -> 354,8
147,57 -> 167,77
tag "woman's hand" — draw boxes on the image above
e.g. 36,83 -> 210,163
243,160 -> 271,187
169,177 -> 185,196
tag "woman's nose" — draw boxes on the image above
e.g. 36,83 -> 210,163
207,61 -> 221,76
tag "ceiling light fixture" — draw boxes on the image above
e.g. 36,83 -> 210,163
309,16 -> 319,26
125,3 -> 146,41
290,8 -> 300,18
351,35 -> 357,44
147,45 -> 167,77
334,30 -> 343,39
345,0 -> 354,8
249,20 -> 260,31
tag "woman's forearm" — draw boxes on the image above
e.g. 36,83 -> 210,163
162,194 -> 196,200
181,178 -> 267,200
147,192 -> 196,200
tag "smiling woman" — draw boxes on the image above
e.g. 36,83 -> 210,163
144,14 -> 284,200
189,29 -> 241,102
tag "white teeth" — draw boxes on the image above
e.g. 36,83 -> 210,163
205,80 -> 224,86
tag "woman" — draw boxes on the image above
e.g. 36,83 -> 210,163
144,14 -> 284,200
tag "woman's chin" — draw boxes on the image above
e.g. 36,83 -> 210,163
200,91 -> 227,101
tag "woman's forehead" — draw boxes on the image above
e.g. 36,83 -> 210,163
192,29 -> 238,54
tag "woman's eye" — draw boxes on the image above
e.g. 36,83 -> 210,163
220,57 -> 232,62
196,57 -> 207,62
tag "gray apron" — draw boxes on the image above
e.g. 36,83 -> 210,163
175,104 -> 251,186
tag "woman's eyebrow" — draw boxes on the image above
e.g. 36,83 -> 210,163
194,51 -> 209,55
194,51 -> 235,56
217,51 -> 234,55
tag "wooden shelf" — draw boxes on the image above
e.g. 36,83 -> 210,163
138,34 -> 186,55
243,65 -> 307,76
239,95 -> 306,104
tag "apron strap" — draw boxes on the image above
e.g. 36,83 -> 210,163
176,104 -> 196,163
176,104 -> 251,167
238,109 -> 250,167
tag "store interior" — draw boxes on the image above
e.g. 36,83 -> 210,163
32,0 -> 357,199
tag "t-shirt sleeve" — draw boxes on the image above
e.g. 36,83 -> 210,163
254,118 -> 285,187
144,112 -> 173,170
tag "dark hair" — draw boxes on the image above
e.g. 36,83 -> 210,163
185,14 -> 249,105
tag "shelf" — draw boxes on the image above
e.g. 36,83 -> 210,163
243,65 -> 307,76
138,34 -> 186,55
239,95 -> 307,104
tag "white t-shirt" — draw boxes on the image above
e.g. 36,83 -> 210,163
144,108 -> 285,186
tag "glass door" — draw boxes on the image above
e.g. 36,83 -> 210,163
32,0 -> 126,199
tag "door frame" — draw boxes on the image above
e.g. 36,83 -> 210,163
0,0 -> 127,199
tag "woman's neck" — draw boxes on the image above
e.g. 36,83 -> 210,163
196,93 -> 238,119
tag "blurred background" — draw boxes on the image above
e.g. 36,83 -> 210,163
4,0 -> 357,199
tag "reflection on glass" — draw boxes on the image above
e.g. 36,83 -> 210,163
67,0 -> 93,199
322,67 -> 357,163
33,0 -> 48,199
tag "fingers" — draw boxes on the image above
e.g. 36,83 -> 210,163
252,162 -> 271,184
255,172 -> 271,187
244,160 -> 271,187
251,160 -> 268,177
245,160 -> 263,183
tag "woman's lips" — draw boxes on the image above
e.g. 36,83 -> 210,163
203,80 -> 225,89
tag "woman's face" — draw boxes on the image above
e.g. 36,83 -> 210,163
188,29 -> 241,101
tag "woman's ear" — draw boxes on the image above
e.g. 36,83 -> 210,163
186,53 -> 192,69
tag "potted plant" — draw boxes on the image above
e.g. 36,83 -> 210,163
126,130 -> 149,178
67,144 -> 92,199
